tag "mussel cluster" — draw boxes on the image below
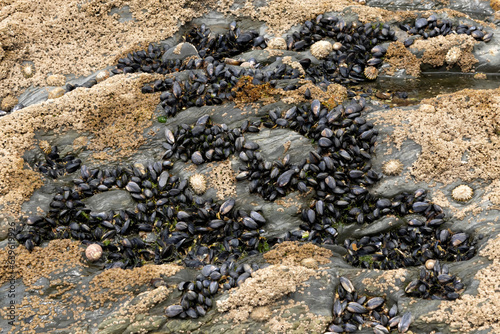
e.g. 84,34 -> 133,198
163,115 -> 248,164
166,261 -> 261,319
401,15 -> 493,46
258,99 -> 379,212
183,22 -> 265,59
17,153 -> 269,269
326,276 -> 412,334
343,196 -> 475,270
33,146 -> 82,179
290,17 -> 395,84
115,18 -> 397,120
405,261 -> 465,300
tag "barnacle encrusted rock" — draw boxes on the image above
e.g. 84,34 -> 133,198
1,95 -> 18,111
451,185 -> 474,202
492,0 -> 500,11
46,74 -> 66,86
96,70 -> 110,83
445,46 -> 462,65
310,40 -> 333,59
382,159 -> 404,176
420,104 -> 436,113
189,173 -> 207,195
364,66 -> 378,80
267,37 -> 287,50
48,87 -> 65,100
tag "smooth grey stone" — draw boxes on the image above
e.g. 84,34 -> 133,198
161,42 -> 199,62
83,189 -> 135,212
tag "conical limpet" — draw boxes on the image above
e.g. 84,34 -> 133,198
21,61 -> 35,78
382,159 -> 403,176
189,173 -> 207,195
451,185 -> 473,202
310,40 -> 333,59
364,66 -> 378,80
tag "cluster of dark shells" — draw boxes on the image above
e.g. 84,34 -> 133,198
163,115 -> 249,165
17,156 -> 269,269
401,15 -> 493,47
326,276 -> 412,333
165,261 -> 260,319
184,21 -> 264,59
405,261 -> 465,300
343,197 -> 476,270
33,146 -> 82,180
291,16 -> 394,84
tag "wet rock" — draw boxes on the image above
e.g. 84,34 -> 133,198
124,315 -> 165,334
98,316 -> 131,334
83,189 -> 135,212
161,42 -> 199,62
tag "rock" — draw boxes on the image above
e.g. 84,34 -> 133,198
46,74 -> 66,86
98,316 -> 131,334
124,316 -> 165,334
48,87 -> 65,99
161,42 -> 199,62
83,189 -> 135,212
1,95 -> 18,111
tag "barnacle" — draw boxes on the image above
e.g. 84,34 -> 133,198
364,66 -> 378,80
451,185 -> 473,202
310,40 -> 333,59
21,61 -> 35,78
267,37 -> 287,50
189,173 -> 207,195
382,159 -> 404,176
445,46 -> 461,65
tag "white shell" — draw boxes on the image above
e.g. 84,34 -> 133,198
445,47 -> 461,65
451,185 -> 473,202
189,174 -> 207,195
310,41 -> 333,59
85,244 -> 103,261
382,159 -> 404,176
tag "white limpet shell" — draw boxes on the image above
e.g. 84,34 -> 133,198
189,173 -> 207,195
425,259 -> 436,270
382,159 -> 404,176
300,257 -> 319,269
310,40 -> 333,59
451,185 -> 473,202
240,62 -> 254,68
48,87 -> 66,100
